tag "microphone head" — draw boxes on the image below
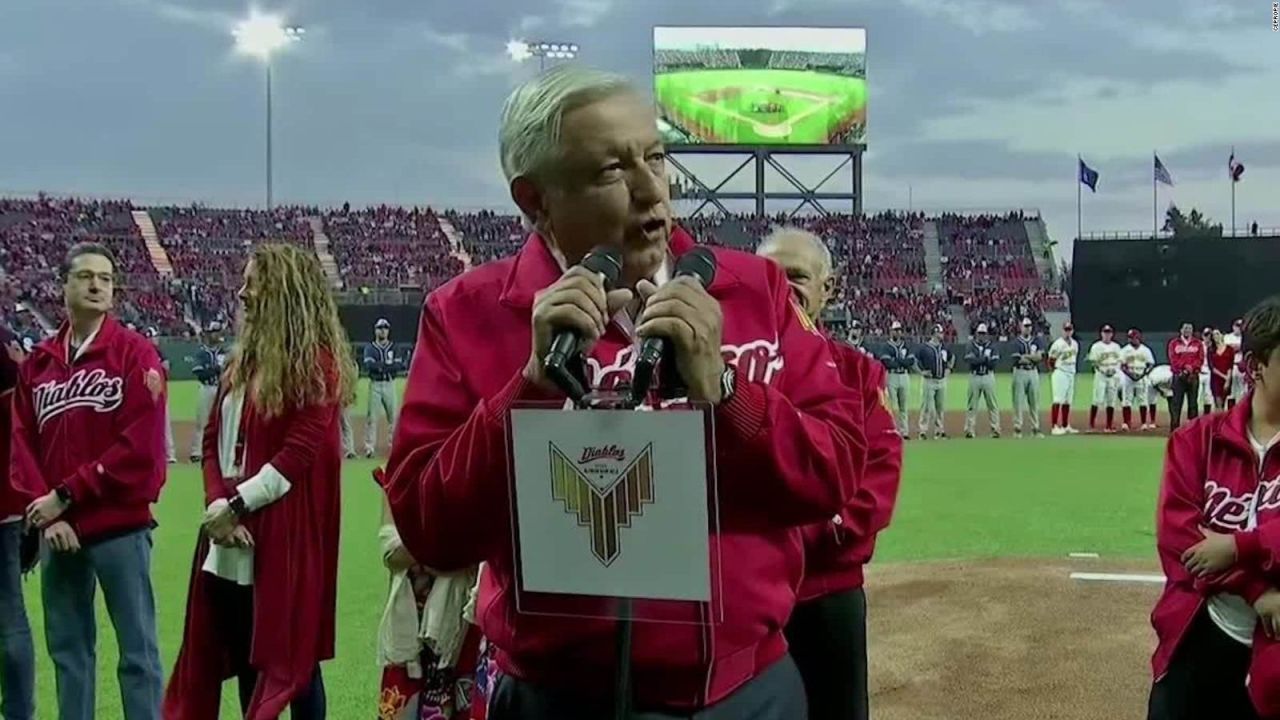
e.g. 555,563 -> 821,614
581,246 -> 624,291
674,247 -> 716,288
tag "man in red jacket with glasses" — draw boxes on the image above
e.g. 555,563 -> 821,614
384,66 -> 870,719
758,227 -> 903,720
1167,321 -> 1206,431
10,242 -> 168,720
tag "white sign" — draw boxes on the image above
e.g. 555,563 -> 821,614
510,408 -> 711,602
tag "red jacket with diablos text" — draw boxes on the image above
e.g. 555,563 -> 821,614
384,228 -> 868,711
1150,396 -> 1280,717
1168,336 -> 1206,377
8,315 -> 167,543
798,337 -> 903,601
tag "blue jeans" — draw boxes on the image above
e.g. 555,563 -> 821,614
42,528 -> 163,720
0,522 -> 34,720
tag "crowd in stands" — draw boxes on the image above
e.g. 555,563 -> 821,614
324,205 -> 462,292
654,48 -> 741,70
2,195 -> 1057,342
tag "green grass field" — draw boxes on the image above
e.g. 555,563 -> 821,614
21,374 -> 1164,717
655,68 -> 866,144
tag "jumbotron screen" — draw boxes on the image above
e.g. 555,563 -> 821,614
653,26 -> 867,146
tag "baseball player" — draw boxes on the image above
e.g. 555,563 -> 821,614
188,322 -> 225,462
845,318 -> 872,357
148,327 -> 178,463
1009,317 -> 1044,438
963,322 -> 1000,438
363,318 -> 401,458
1047,321 -> 1080,435
1195,327 -> 1214,416
1145,363 -> 1174,411
916,323 -> 952,439
1224,316 -> 1246,408
1087,324 -> 1122,433
877,320 -> 915,436
1119,328 -> 1156,431
340,406 -> 356,460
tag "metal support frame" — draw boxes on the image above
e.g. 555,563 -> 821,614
666,144 -> 864,218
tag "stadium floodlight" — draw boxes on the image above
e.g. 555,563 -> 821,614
508,38 -> 579,70
231,11 -> 304,210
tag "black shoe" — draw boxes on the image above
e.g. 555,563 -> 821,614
345,452 -> 356,460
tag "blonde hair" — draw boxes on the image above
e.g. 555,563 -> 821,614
226,244 -> 357,417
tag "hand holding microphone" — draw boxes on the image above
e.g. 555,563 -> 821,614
633,248 -> 723,404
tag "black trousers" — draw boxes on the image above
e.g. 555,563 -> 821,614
1147,610 -> 1258,720
210,577 -> 327,719
488,654 -> 807,720
1169,374 -> 1201,431
785,588 -> 868,720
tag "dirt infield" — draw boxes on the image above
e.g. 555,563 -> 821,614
923,410 -> 1171,439
867,558 -> 1160,719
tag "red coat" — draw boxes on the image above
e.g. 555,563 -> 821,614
1168,336 -> 1206,377
0,326 -> 21,518
1210,346 -> 1237,400
163,373 -> 342,720
384,229 -> 869,710
7,316 -> 166,540
1150,397 -> 1280,716
798,337 -> 902,600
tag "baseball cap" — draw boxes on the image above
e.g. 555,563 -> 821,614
1063,321 -> 1074,331
1020,317 -> 1032,327
933,324 -> 944,334
849,319 -> 863,330
1101,324 -> 1113,332
375,318 -> 391,329
1233,317 -> 1244,327
890,320 -> 903,331
976,322 -> 989,333
1128,328 -> 1141,339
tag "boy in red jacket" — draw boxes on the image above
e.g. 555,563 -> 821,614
1148,295 -> 1280,720
759,228 -> 903,720
10,243 -> 168,720
0,324 -> 34,719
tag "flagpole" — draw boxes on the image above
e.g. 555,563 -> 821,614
1076,154 -> 1082,241
1153,151 -> 1158,238
1231,146 -> 1236,237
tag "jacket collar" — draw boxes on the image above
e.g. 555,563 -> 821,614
499,226 -> 738,309
37,314 -> 120,365
1217,393 -> 1262,455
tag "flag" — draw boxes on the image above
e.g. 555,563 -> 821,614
1229,152 -> 1245,182
1078,158 -> 1099,192
1154,155 -> 1174,186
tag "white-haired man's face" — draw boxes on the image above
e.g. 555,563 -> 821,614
513,92 -> 671,288
758,234 -> 832,322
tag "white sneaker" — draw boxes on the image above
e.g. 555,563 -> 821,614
1066,426 -> 1080,434
1013,431 -> 1023,439
1051,427 -> 1067,436
1120,423 -> 1130,432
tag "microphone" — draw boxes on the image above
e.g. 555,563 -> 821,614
629,247 -> 717,406
543,246 -> 624,402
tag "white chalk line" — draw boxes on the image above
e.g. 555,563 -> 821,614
1070,572 -> 1165,584
1069,552 -> 1100,559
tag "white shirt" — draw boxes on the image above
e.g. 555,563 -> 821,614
1120,343 -> 1155,377
1208,429 -> 1280,646
1225,332 -> 1243,350
1088,340 -> 1122,375
1147,365 -> 1174,394
1048,338 -> 1079,374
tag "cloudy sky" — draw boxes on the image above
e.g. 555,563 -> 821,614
2,0 -> 1276,259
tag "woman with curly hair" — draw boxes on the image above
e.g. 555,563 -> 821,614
163,244 -> 357,720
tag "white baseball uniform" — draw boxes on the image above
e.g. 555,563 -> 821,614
1147,364 -> 1174,402
1198,354 -> 1213,408
1225,330 -> 1246,401
1048,337 -> 1079,404
1089,340 -> 1123,407
1120,343 -> 1156,408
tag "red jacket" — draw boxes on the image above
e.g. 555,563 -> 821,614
0,326 -> 22,518
1150,397 -> 1280,716
798,337 -> 902,600
164,364 -> 343,720
1168,336 -> 1206,377
384,229 -> 869,710
8,316 -> 166,542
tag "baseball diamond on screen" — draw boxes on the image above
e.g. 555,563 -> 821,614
653,26 -> 867,146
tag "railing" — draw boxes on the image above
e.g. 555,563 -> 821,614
1079,228 -> 1280,241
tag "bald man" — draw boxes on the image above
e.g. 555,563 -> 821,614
759,228 -> 903,720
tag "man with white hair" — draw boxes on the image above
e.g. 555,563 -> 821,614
385,66 -> 870,719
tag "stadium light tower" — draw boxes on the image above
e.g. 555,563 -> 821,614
232,11 -> 304,210
506,39 -> 579,71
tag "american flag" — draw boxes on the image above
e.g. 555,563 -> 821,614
1154,155 -> 1174,186
1229,152 -> 1245,182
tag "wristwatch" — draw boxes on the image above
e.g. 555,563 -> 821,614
719,366 -> 737,404
228,494 -> 249,519
54,485 -> 72,507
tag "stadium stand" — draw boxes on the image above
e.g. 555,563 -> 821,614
323,206 -> 462,292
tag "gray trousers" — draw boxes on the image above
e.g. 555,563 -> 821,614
488,654 -> 806,720
965,373 -> 1000,435
1011,368 -> 1041,434
919,377 -> 946,436
887,372 -> 910,435
0,522 -> 34,720
42,529 -> 162,720
340,409 -> 355,455
189,385 -> 218,459
364,380 -> 400,455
